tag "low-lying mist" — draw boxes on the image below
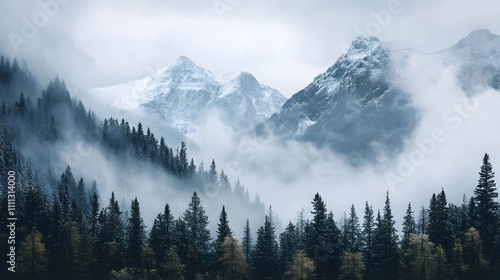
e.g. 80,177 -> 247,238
190,49 -> 500,230
71,43 -> 500,235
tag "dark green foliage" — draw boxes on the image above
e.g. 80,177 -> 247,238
362,202 -> 376,280
343,204 -> 362,253
279,221 -> 298,274
401,203 -> 416,253
401,203 -> 416,279
215,205 -> 233,275
125,198 -> 145,270
242,218 -> 252,270
428,189 -> 453,255
372,192 -> 399,280
306,193 -> 342,280
252,212 -> 279,280
474,153 -> 499,261
149,203 -> 175,273
183,192 -> 211,278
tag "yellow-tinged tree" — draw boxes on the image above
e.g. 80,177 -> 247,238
407,234 -> 433,280
285,250 -> 316,280
430,246 -> 449,280
17,230 -> 48,280
219,236 -> 248,280
463,227 -> 488,278
339,252 -> 365,280
452,239 -> 466,279
162,247 -> 185,280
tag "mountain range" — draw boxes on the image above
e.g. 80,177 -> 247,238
89,56 -> 287,140
265,29 -> 500,163
90,29 -> 500,163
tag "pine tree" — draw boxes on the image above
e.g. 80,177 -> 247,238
17,230 -> 48,280
307,193 -> 329,279
474,153 -> 499,261
149,203 -> 174,272
219,236 -> 248,280
88,190 -> 99,241
417,205 -> 429,235
463,227 -> 488,279
106,192 -> 125,244
21,175 -> 50,239
373,192 -> 399,280
216,206 -> 233,273
279,221 -> 298,274
285,250 -> 316,280
252,212 -> 279,279
47,193 -> 64,276
468,196 -> 477,229
76,178 -> 89,216
209,159 -> 218,185
95,192 -> 125,275
57,165 -> 77,218
451,239 -> 466,279
362,202 -> 375,280
325,211 -> 343,279
162,247 -> 185,280
60,222 -> 82,279
339,252 -> 365,280
242,219 -> 252,262
216,206 -> 233,249
219,169 -> 231,192
343,204 -> 362,253
428,189 -> 453,255
402,203 -> 417,252
401,203 -> 416,279
432,245 -> 449,280
183,192 -> 211,279
126,198 -> 145,271
296,209 -> 307,251
407,234 -> 433,280
178,142 -> 189,178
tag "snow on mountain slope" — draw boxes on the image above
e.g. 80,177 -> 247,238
266,35 -> 419,164
215,71 -> 286,128
89,56 -> 286,140
438,29 -> 500,92
265,29 -> 500,164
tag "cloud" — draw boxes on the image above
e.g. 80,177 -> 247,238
2,0 -> 500,231
2,0 -> 499,97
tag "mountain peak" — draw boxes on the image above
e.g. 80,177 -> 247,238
169,55 -> 198,69
451,29 -> 500,53
349,35 -> 381,51
466,29 -> 495,40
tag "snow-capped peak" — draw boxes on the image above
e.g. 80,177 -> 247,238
342,35 -> 386,62
349,35 -> 381,51
461,29 -> 497,44
89,56 -> 287,141
167,55 -> 200,71
449,29 -> 500,58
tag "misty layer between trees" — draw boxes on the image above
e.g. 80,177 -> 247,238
1,57 -> 500,280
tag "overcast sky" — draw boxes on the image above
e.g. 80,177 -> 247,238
1,0 -> 499,97
2,1 -> 500,226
